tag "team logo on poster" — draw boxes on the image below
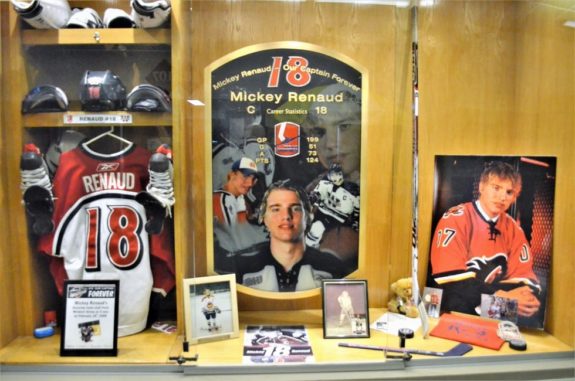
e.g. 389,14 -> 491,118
274,122 -> 300,158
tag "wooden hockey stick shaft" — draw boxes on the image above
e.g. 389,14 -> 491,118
411,6 -> 421,304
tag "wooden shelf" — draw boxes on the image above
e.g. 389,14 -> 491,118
0,309 -> 572,367
21,28 -> 171,46
23,112 -> 172,128
0,329 -> 181,365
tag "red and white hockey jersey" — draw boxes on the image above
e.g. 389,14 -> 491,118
38,144 -> 175,337
213,191 -> 248,226
431,201 -> 539,289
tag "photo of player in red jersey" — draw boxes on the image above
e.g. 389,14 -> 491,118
427,156 -> 555,329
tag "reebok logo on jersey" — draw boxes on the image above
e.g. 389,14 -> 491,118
97,162 -> 120,172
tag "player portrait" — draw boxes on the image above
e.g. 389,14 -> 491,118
426,155 -> 556,329
182,275 -> 239,344
422,287 -> 443,319
322,279 -> 369,338
207,43 -> 365,296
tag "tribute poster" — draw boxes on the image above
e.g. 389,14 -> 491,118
207,42 -> 365,295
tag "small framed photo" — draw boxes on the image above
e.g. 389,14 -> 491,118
322,279 -> 369,339
60,280 -> 119,357
480,294 -> 519,323
422,287 -> 443,319
183,274 -> 239,344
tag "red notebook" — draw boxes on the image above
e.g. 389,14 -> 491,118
430,313 -> 505,350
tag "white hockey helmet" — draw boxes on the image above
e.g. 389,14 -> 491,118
103,8 -> 135,28
11,0 -> 71,29
66,8 -> 103,29
130,0 -> 171,28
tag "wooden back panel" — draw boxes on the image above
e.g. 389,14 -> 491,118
0,0 -> 572,350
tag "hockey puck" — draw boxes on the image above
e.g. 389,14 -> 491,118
509,339 -> 527,351
398,328 -> 415,339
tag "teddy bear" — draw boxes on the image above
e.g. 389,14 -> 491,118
387,277 -> 419,318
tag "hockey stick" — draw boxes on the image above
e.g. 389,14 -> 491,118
338,342 -> 473,357
410,6 -> 431,337
410,5 -> 420,303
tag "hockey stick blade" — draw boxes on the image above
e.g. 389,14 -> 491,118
338,342 -> 473,357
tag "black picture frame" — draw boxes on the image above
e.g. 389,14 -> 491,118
60,280 -> 119,357
322,279 -> 369,339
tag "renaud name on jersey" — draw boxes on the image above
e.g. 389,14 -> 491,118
82,170 -> 136,193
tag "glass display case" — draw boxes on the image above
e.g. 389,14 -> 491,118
0,1 -> 573,379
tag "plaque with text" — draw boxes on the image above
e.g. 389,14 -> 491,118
60,280 -> 119,356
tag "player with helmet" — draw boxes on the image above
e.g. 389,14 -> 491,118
200,289 -> 221,332
235,179 -> 344,292
305,163 -> 360,253
211,87 -> 275,195
430,161 -> 541,319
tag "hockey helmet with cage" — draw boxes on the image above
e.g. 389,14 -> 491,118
11,0 -> 72,29
127,84 -> 171,112
80,70 -> 127,112
130,0 -> 171,28
22,85 -> 69,114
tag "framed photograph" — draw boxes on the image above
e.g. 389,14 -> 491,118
60,280 -> 119,357
422,287 -> 443,319
183,274 -> 239,344
425,155 -> 556,329
322,279 -> 369,339
206,42 -> 367,298
480,294 -> 519,323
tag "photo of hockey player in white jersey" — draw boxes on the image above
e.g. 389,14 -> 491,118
337,290 -> 355,327
200,289 -> 221,332
211,94 -> 275,274
306,163 -> 359,273
188,281 -> 234,340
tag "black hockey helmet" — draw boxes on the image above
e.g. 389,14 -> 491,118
126,84 -> 171,112
22,85 -> 69,114
80,70 -> 127,111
